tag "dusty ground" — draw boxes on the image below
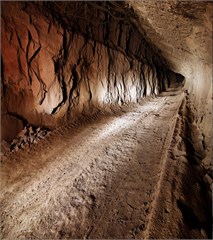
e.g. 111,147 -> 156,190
0,93 -> 198,239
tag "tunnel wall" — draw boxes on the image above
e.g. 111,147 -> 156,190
127,0 -> 212,151
185,60 -> 212,150
1,2 -> 180,142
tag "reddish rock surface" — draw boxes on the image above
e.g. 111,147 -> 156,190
1,1 -> 183,142
0,2 -> 212,239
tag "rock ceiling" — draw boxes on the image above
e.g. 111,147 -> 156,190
129,0 -> 212,73
44,1 -> 212,81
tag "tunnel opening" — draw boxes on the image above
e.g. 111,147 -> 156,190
1,1 -> 212,239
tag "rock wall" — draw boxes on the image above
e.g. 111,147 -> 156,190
1,2 -> 182,142
128,0 -> 212,151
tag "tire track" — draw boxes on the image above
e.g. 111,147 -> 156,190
1,95 -> 183,239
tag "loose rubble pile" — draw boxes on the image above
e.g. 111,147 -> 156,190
10,126 -> 49,152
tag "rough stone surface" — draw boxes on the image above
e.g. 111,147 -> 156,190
128,0 -> 212,147
1,1 -> 183,141
0,2 -> 212,238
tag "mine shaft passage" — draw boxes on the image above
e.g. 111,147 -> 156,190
1,1 -> 212,239
1,95 -> 183,239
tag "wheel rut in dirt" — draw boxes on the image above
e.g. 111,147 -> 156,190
1,94 -> 184,239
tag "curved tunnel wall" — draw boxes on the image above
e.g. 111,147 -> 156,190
1,2 -> 183,142
128,0 -> 212,148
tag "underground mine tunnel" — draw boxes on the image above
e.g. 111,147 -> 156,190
0,1 -> 212,239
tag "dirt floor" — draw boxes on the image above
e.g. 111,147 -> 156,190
1,93 -> 208,239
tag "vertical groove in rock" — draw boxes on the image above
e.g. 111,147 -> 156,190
1,1 -> 184,141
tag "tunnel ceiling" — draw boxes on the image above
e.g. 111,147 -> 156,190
128,0 -> 212,72
41,1 -> 166,61
43,1 -> 212,73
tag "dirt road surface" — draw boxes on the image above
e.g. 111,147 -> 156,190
1,94 -> 184,239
